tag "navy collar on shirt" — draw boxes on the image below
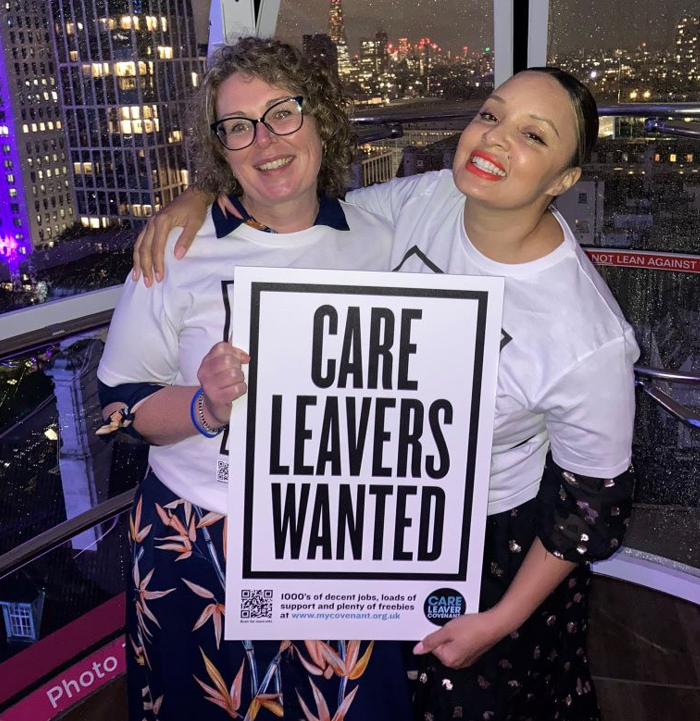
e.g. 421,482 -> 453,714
212,193 -> 350,238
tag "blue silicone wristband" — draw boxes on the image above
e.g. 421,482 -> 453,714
190,388 -> 221,438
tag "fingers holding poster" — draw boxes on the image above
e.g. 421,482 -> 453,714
225,267 -> 503,640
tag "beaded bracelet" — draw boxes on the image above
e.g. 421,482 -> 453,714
190,388 -> 226,438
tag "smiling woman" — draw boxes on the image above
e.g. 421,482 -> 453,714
95,36 -> 412,721
211,73 -> 323,231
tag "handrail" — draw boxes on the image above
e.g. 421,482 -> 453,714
635,381 -> 700,429
633,366 -> 700,429
644,119 -> 700,139
597,102 -> 700,118
0,285 -> 122,357
351,101 -> 700,128
0,488 -> 136,581
634,366 -> 700,383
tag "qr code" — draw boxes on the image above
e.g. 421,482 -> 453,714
216,460 -> 229,483
241,589 -> 273,620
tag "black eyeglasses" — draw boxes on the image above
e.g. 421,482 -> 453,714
211,96 -> 305,151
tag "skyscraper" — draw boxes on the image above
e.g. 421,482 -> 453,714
0,0 -> 78,278
675,14 -> 699,82
49,0 -> 203,231
374,30 -> 389,76
328,0 -> 352,76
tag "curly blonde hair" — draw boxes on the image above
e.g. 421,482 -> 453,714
189,36 -> 355,198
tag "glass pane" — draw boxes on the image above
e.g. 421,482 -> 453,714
548,3 -> 698,103
0,1 -> 213,314
277,0 -> 495,104
0,328 -> 148,554
0,508 -> 129,668
548,4 -> 700,569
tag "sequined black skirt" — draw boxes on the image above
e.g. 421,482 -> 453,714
412,497 -> 600,721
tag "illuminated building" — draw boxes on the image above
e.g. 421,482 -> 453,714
49,0 -> 203,231
0,0 -> 77,278
675,14 -> 699,82
374,30 -> 389,75
414,37 -> 443,74
328,0 -> 351,76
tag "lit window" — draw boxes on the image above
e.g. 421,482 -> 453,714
670,154 -> 677,162
6,605 -> 34,639
120,15 -> 140,30
115,61 -> 136,77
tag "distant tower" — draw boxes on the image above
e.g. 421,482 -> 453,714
328,0 -> 352,76
375,30 -> 389,75
675,14 -> 700,82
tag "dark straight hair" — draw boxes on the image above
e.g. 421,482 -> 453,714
521,66 -> 599,167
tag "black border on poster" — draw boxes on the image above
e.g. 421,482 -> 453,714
242,281 -> 490,581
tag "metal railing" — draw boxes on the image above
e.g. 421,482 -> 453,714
634,366 -> 700,429
644,119 -> 700,140
0,489 -> 135,582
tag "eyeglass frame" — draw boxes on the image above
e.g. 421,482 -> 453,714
210,96 -> 306,151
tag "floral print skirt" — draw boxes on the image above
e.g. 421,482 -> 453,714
126,470 -> 412,721
412,498 -> 600,721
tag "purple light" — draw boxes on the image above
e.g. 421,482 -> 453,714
0,236 -> 19,256
0,31 -> 34,273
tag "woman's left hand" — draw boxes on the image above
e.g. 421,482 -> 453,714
412,610 -> 510,669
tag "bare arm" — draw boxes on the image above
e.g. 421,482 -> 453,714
132,186 -> 214,285
414,538 -> 574,668
101,342 -> 249,446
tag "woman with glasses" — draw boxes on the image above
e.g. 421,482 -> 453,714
97,36 -> 411,721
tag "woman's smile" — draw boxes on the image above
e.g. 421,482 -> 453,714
466,149 -> 508,180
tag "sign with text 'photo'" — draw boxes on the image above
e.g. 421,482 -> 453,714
225,267 -> 504,640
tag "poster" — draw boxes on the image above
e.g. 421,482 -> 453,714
225,266 -> 504,640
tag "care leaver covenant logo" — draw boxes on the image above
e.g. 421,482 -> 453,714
423,588 -> 466,626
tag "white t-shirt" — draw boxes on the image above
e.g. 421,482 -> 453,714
348,170 -> 639,514
98,201 -> 395,513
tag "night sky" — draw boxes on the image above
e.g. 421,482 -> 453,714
197,0 -> 686,56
